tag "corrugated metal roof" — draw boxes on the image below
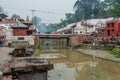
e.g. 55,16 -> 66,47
10,21 -> 28,28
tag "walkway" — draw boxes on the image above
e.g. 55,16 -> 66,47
0,47 -> 13,64
76,49 -> 120,62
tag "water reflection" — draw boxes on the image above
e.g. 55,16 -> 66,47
37,39 -> 120,80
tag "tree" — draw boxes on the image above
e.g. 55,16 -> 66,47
11,14 -> 21,20
46,23 -> 59,33
99,0 -> 120,18
32,16 -> 47,33
110,4 -> 120,18
73,0 -> 100,20
0,6 -> 3,13
32,16 -> 41,27
98,1 -> 112,18
73,0 -> 82,21
65,13 -> 76,24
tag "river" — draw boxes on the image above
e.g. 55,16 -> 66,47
35,48 -> 120,80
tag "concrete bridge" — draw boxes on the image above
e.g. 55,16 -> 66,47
33,34 -> 72,39
33,34 -> 73,47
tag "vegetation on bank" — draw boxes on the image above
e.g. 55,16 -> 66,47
107,48 -> 120,58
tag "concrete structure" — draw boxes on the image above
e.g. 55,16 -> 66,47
2,57 -> 53,80
72,21 -> 85,34
0,24 -> 12,36
0,18 -> 37,47
85,19 -> 107,34
9,36 -> 35,47
0,24 -> 13,46
56,23 -> 76,34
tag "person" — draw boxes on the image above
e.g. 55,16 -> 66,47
92,40 -> 95,48
102,38 -> 107,48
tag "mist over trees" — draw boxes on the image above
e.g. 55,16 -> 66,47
32,16 -> 47,33
0,6 -> 4,13
1,0 -> 120,33
47,0 -> 120,32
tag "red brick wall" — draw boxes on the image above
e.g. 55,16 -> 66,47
106,20 -> 120,37
71,34 -> 91,46
76,35 -> 91,43
13,29 -> 27,36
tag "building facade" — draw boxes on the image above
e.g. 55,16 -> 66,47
106,20 -> 120,37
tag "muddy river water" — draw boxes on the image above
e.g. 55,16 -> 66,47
36,48 -> 120,80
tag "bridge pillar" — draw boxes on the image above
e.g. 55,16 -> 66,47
67,38 -> 71,47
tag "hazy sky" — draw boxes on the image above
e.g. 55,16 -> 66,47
0,0 -> 76,24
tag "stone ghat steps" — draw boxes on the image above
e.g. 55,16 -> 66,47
1,57 -> 54,80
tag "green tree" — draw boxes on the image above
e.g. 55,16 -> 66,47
32,16 -> 41,27
32,16 -> 47,33
110,4 -> 120,18
65,13 -> 76,24
10,14 -> 21,20
98,1 -> 112,18
46,23 -> 59,32
73,0 -> 100,20
0,6 -> 3,13
99,0 -> 120,18
73,0 -> 81,21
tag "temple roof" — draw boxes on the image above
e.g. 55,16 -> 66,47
0,13 -> 8,19
10,21 -> 28,28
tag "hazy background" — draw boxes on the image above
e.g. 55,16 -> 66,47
0,0 -> 76,24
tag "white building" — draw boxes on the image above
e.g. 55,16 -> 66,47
73,21 -> 86,34
56,18 -> 113,35
0,24 -> 13,39
56,23 -> 76,34
85,19 -> 108,34
0,24 -> 13,46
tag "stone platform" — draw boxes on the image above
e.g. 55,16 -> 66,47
2,57 -> 53,80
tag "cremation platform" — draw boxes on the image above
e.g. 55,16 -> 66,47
2,57 -> 53,80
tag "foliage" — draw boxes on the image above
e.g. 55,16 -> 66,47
98,1 -> 111,18
73,0 -> 100,20
110,4 -> 120,18
10,14 -> 21,20
32,16 -> 47,33
0,6 -> 3,13
46,23 -> 59,32
65,13 -> 76,24
46,13 -> 77,32
32,16 -> 42,27
99,0 -> 120,18
108,48 -> 120,58
37,0 -> 120,33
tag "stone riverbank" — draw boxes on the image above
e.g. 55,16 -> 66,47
75,49 -> 120,62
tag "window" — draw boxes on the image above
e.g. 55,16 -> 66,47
107,30 -> 110,36
119,23 -> 120,32
107,23 -> 110,28
112,29 -> 114,33
80,31 -> 82,34
111,23 -> 114,28
18,37 -> 24,40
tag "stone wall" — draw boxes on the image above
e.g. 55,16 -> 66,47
70,34 -> 91,47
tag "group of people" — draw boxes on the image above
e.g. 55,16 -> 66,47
92,37 -> 109,49
92,37 -> 115,49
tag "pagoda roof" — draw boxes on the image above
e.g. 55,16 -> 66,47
0,13 -> 8,19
